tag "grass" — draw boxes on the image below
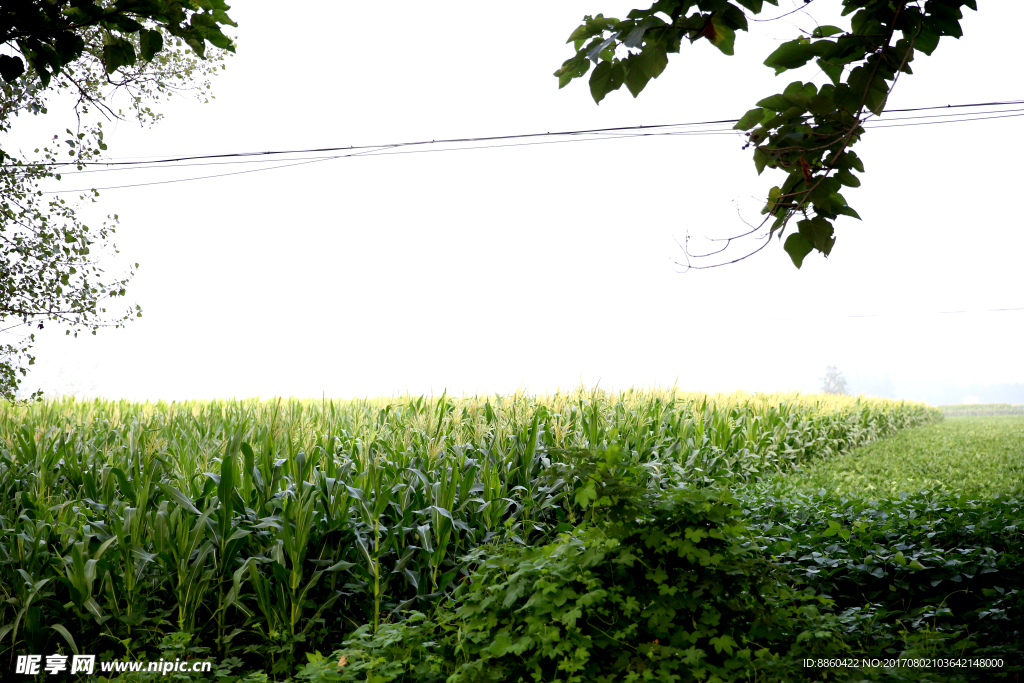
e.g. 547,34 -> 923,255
774,415 -> 1024,499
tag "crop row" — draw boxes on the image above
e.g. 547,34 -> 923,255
0,390 -> 938,675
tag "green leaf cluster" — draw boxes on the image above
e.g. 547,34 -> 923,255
1,0 -> 236,84
1,3 -> 233,400
557,0 -> 978,267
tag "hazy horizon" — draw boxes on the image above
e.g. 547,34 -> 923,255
7,1 -> 1022,405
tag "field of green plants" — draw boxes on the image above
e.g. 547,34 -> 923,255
939,404 -> 1024,417
1,390 -> 1020,682
775,415 -> 1024,498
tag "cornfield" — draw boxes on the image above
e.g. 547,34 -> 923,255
0,389 -> 938,675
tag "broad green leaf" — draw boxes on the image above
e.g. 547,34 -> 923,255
753,148 -> 769,175
835,205 -> 862,220
811,26 -> 844,38
554,54 -> 591,89
139,29 -> 164,61
102,41 -> 137,74
709,634 -> 737,655
637,44 -> 668,79
489,633 -> 513,657
624,59 -> 651,97
784,233 -> 814,268
0,55 -> 25,82
797,217 -> 835,255
817,58 -> 844,86
735,107 -> 764,131
915,29 -> 940,55
708,16 -> 736,56
763,40 -> 816,74
589,60 -> 623,104
756,94 -> 792,111
836,169 -> 860,187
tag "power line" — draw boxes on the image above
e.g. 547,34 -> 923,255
27,99 -> 1024,194
12,97 -> 1024,170
769,306 -> 1024,322
16,120 -> 741,170
864,111 -> 1024,129
35,105 -> 1024,179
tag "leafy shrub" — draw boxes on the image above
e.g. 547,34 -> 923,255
442,486 -> 849,683
295,612 -> 450,683
301,450 -> 1024,683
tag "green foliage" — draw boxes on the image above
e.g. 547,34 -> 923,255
774,416 -> 1024,499
295,612 -> 450,683
738,487 -> 1024,678
1,4 -> 232,400
0,0 -> 235,85
442,486 -> 833,683
303,449 -> 1023,683
0,390 -> 935,675
556,0 -> 977,267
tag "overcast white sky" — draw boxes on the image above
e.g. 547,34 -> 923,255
9,0 -> 1024,403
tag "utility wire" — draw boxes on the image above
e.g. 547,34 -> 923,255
28,99 -> 1024,194
41,105 -> 1024,178
12,97 -> 1024,170
769,306 -> 1024,321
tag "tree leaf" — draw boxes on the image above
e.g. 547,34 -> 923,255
763,40 -> 817,74
836,169 -> 860,187
735,108 -> 764,131
139,29 -> 164,61
733,0 -> 765,13
811,26 -> 844,38
589,61 -> 624,103
835,205 -> 862,220
708,16 -> 736,56
554,53 -> 591,89
0,55 -> 25,82
797,217 -> 835,255
784,233 -> 814,268
816,58 -> 843,86
624,57 -> 651,97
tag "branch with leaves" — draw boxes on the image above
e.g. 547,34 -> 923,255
555,0 -> 976,268
0,0 -> 235,84
0,2 -> 235,400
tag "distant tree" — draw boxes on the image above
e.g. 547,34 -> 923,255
1,1 -> 236,401
821,365 -> 848,395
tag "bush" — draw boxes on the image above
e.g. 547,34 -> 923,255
295,612 -> 449,683
446,486 -> 854,683
300,482 -> 848,683
299,453 -> 1024,683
